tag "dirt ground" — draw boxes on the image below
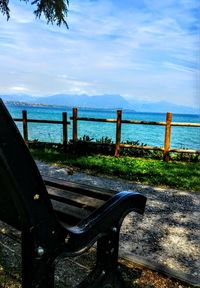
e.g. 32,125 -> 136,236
0,233 -> 196,288
0,160 -> 199,287
37,161 -> 200,284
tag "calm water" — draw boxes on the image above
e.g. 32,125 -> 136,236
7,105 -> 200,150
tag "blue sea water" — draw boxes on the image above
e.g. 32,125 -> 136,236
7,105 -> 200,150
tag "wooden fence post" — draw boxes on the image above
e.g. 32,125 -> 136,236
22,110 -> 28,146
62,112 -> 68,152
163,112 -> 172,161
73,108 -> 78,143
115,110 -> 122,157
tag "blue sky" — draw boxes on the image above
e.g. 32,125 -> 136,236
0,0 -> 199,107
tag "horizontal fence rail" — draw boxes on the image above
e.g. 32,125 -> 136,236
75,117 -> 117,123
13,108 -> 200,161
14,111 -> 70,151
70,108 -> 200,161
14,118 -> 66,124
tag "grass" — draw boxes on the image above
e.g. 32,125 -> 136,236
31,148 -> 200,191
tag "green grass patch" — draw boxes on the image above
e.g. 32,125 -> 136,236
31,148 -> 200,191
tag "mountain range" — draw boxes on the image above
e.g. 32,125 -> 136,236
0,93 -> 199,114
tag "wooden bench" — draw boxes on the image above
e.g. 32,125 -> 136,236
0,99 -> 147,288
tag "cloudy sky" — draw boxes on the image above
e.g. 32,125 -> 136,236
0,0 -> 199,107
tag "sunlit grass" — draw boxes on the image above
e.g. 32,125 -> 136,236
31,148 -> 200,191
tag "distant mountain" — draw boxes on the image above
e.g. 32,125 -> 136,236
1,94 -> 132,109
128,99 -> 200,114
32,94 -> 132,109
1,93 -> 199,114
0,94 -> 35,103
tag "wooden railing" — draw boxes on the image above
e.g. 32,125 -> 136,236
70,108 -> 200,161
14,108 -> 200,161
14,111 -> 70,151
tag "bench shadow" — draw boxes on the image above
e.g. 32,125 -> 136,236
38,164 -> 200,285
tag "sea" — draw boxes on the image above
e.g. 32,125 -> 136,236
7,104 -> 200,150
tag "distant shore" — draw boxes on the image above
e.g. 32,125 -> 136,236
5,100 -> 137,112
5,101 -> 63,109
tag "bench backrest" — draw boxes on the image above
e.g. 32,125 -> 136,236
0,99 -> 59,232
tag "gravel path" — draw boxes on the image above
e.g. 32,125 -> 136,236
36,160 -> 200,285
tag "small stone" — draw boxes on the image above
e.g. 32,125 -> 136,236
34,194 -> 40,200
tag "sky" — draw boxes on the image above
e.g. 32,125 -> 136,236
0,0 -> 199,107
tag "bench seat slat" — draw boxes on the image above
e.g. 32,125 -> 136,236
47,186 -> 104,210
51,200 -> 92,225
43,176 -> 114,201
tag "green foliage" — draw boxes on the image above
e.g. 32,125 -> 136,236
121,140 -> 152,157
79,135 -> 94,142
31,148 -> 200,191
29,140 -> 64,152
30,137 -> 200,162
96,136 -> 113,144
0,0 -> 69,26
170,152 -> 200,162
47,135 -> 199,161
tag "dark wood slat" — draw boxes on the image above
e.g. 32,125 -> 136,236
50,193 -> 86,209
43,176 -> 114,201
47,187 -> 104,210
51,200 -> 91,225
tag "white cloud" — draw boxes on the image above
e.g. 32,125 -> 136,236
9,2 -> 35,24
163,62 -> 198,73
10,86 -> 29,92
0,0 -> 199,107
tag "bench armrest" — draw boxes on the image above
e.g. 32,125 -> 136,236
64,191 -> 146,254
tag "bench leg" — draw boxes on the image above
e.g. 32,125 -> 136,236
77,226 -> 125,288
21,232 -> 55,288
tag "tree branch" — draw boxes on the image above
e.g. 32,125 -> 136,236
0,0 -> 10,20
0,0 -> 69,26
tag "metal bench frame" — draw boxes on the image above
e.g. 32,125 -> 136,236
0,99 -> 146,288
